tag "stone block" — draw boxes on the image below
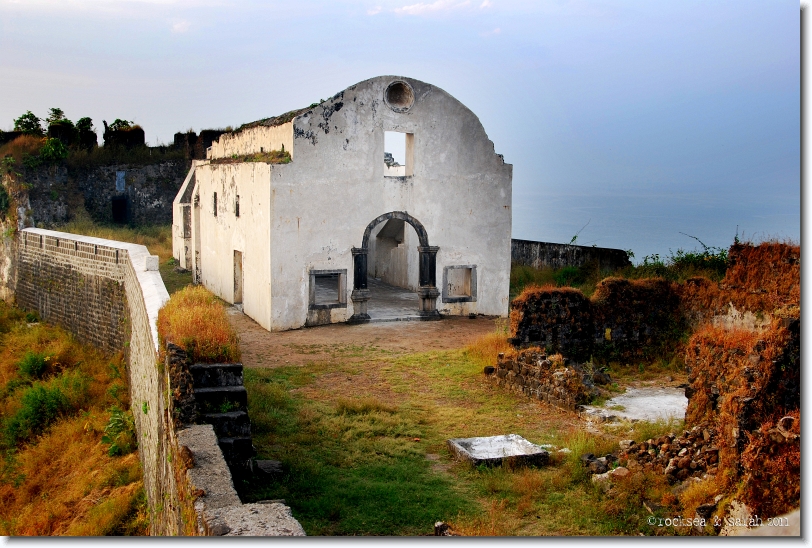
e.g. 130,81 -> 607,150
447,434 -> 550,467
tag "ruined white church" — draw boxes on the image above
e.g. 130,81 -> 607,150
172,76 -> 512,331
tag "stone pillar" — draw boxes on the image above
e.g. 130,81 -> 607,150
418,246 -> 440,319
349,248 -> 370,322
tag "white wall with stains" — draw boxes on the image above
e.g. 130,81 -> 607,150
175,76 -> 512,331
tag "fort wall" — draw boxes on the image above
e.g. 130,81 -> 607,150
11,228 -> 303,536
511,239 -> 631,271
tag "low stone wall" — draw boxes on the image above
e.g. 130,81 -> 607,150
684,318 -> 800,517
511,239 -> 631,271
11,228 -> 303,536
487,349 -> 598,412
509,287 -> 593,361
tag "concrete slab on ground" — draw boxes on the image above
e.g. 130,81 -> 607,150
447,434 -> 550,467
581,387 -> 688,423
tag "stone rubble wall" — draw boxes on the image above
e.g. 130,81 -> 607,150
9,160 -> 187,228
488,349 -> 597,412
11,228 -> 304,536
509,279 -> 683,363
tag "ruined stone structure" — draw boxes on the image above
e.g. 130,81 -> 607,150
173,76 -> 513,331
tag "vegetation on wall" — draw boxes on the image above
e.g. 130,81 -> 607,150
157,285 -> 240,363
510,240 -> 731,300
2,109 -> 185,172
210,147 -> 292,165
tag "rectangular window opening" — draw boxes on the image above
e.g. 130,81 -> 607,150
235,195 -> 240,218
309,269 -> 347,309
384,131 -> 414,177
213,192 -> 218,217
442,265 -> 477,303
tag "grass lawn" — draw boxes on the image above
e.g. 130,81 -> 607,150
239,343 -> 680,536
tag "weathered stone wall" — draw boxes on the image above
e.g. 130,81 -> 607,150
508,287 -> 593,361
511,239 -> 631,271
683,318 -> 800,517
590,277 -> 683,362
11,161 -> 188,228
488,350 -> 595,412
16,228 -> 179,533
206,123 -> 294,160
508,280 -> 684,363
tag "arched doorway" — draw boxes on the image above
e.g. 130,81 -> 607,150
349,211 -> 440,322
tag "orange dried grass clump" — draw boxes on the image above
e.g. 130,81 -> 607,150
680,242 -> 800,324
684,318 -> 799,496
722,242 -> 800,312
0,135 -> 44,165
157,285 -> 240,363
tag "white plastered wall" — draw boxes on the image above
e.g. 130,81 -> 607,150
182,75 -> 512,332
207,123 -> 294,160
193,162 -> 273,330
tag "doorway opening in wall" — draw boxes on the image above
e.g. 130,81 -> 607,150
384,131 -> 414,177
366,217 -> 421,320
233,250 -> 243,311
111,196 -> 128,224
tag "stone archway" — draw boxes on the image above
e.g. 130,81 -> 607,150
349,211 -> 440,323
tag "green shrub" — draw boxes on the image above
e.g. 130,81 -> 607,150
39,137 -> 69,164
18,351 -> 49,378
553,265 -> 585,287
101,407 -> 137,456
3,385 -> 69,446
0,183 -> 9,215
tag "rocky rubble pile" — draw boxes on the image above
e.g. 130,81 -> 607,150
615,424 -> 719,483
486,349 -> 612,411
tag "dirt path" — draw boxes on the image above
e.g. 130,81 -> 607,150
227,311 -> 501,368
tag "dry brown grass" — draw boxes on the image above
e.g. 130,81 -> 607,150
157,285 -> 240,363
0,135 -> 43,165
680,241 -> 800,324
464,322 -> 511,365
738,410 -> 800,517
448,498 -> 520,536
722,241 -> 800,313
677,476 -> 722,533
58,211 -> 174,261
0,417 -> 145,535
0,312 -> 145,536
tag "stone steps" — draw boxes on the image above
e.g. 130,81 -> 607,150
190,363 -> 254,468
203,411 -> 252,438
194,386 -> 248,414
190,363 -> 244,388
217,436 -> 255,465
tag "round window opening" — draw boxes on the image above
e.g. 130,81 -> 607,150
385,81 -> 415,112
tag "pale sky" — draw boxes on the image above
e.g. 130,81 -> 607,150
0,0 -> 801,260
